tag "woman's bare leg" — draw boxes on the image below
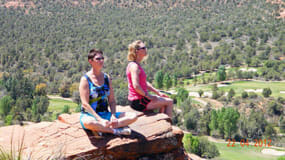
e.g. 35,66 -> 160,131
116,112 -> 138,128
82,116 -> 114,133
146,95 -> 173,118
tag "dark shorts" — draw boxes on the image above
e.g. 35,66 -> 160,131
129,97 -> 151,112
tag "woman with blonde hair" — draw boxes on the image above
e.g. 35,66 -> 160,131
126,40 -> 173,118
79,49 -> 137,137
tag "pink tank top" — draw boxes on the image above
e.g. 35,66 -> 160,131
126,62 -> 148,101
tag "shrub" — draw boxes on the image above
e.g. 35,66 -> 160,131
183,134 -> 220,159
241,91 -> 248,98
262,88 -> 272,98
184,109 -> 199,130
233,99 -> 240,105
277,97 -> 285,104
114,87 -> 129,106
205,43 -> 212,49
212,91 -> 219,99
227,88 -> 235,101
248,92 -> 257,99
199,137 -> 220,159
198,89 -> 204,98
75,104 -> 81,113
62,105 -> 70,114
176,88 -> 189,105
278,156 -> 285,160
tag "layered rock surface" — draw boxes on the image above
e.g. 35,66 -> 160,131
0,106 -> 191,160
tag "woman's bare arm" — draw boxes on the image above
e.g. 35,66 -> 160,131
107,75 -> 116,114
129,63 -> 147,96
79,76 -> 104,121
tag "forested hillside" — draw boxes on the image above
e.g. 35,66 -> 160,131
0,0 -> 284,124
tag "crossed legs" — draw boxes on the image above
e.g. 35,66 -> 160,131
82,112 -> 137,133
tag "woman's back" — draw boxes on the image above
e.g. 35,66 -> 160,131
126,62 -> 147,101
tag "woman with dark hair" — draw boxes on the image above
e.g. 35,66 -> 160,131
126,40 -> 173,118
79,49 -> 137,136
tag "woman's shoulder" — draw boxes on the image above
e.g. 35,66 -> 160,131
81,72 -> 90,80
103,72 -> 109,78
128,62 -> 139,70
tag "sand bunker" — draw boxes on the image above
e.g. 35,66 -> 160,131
262,149 -> 285,156
239,68 -> 257,72
217,84 -> 229,87
189,92 -> 199,97
245,89 -> 263,93
188,92 -> 212,98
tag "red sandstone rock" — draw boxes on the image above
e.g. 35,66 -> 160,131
0,106 -> 191,160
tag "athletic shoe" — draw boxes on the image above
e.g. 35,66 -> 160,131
114,127 -> 131,136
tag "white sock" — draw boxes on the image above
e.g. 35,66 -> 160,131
113,128 -> 118,135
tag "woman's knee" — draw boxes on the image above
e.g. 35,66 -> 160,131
83,120 -> 100,129
165,98 -> 173,106
121,112 -> 137,120
127,112 -> 138,121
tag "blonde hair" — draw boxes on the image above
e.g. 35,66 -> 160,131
128,40 -> 143,61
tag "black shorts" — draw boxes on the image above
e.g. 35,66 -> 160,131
129,97 -> 151,112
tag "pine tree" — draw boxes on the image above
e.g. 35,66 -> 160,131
163,73 -> 172,90
154,71 -> 164,89
216,65 -> 226,81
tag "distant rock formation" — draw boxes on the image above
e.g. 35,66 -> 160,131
0,106 -> 191,160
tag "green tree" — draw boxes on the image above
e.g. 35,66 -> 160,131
35,83 -> 47,96
172,74 -> 178,87
154,70 -> 164,89
267,101 -> 283,115
264,124 -> 276,138
0,96 -> 13,117
227,88 -> 235,101
212,84 -> 218,92
209,110 -> 218,136
114,87 -> 129,106
176,88 -> 189,105
262,88 -> 272,98
184,108 -> 199,130
59,81 -> 71,98
62,105 -> 70,114
241,91 -> 248,98
199,108 -> 211,135
223,108 -> 240,139
5,114 -> 13,125
212,91 -> 219,99
216,65 -> 226,81
198,89 -> 204,97
280,118 -> 285,133
200,32 -> 209,42
72,91 -> 81,105
183,134 -> 220,159
198,137 -> 220,159
217,108 -> 226,138
163,73 -> 172,90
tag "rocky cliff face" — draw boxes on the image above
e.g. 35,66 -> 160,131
0,106 -> 191,160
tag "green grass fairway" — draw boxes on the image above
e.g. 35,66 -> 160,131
213,142 -> 280,160
48,98 -> 78,113
185,80 -> 285,98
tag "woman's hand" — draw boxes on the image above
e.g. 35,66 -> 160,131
158,92 -> 169,98
110,114 -> 119,128
146,94 -> 158,101
99,118 -> 111,127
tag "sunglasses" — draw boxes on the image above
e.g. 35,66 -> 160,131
137,46 -> 146,50
95,57 -> 104,61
